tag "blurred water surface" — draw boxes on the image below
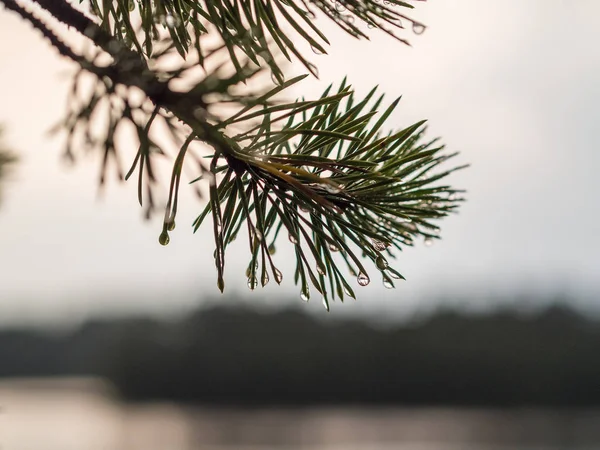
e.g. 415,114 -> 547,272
1,378 -> 599,450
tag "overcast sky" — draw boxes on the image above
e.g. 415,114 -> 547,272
0,0 -> 598,327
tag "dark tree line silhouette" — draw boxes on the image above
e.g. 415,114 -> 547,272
0,300 -> 598,406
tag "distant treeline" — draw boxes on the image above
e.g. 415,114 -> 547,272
0,303 -> 599,406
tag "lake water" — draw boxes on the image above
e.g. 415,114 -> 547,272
1,378 -> 599,450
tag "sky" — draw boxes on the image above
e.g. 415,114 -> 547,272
0,0 -> 598,327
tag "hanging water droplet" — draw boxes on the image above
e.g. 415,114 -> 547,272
207,173 -> 216,187
357,272 -> 370,286
165,14 -> 176,28
424,238 -> 434,247
300,288 -> 310,302
311,44 -> 325,55
371,238 -> 389,252
328,243 -> 340,252
343,286 -> 353,297
261,272 -> 269,287
253,227 -> 263,241
317,265 -> 326,276
375,255 -> 388,270
158,231 -> 170,246
431,226 -> 441,235
268,243 -> 276,255
412,22 -> 426,35
404,222 -> 417,232
288,233 -> 298,244
167,220 -> 176,231
389,270 -> 402,280
448,193 -> 457,201
247,277 -> 258,290
383,278 -> 394,289
271,72 -> 281,85
274,268 -> 283,284
322,298 -> 330,311
318,182 -> 343,194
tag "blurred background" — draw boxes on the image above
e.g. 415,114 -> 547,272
0,0 -> 599,449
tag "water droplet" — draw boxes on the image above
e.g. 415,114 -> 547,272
167,220 -> 176,231
268,243 -> 276,255
375,255 -> 388,270
383,278 -> 394,289
317,265 -> 326,276
300,288 -> 310,302
448,193 -> 457,201
357,272 -> 370,286
247,277 -> 257,290
343,286 -> 353,298
127,0 -> 135,11
288,233 -> 298,244
158,231 -> 170,246
389,270 -> 402,280
335,1 -> 346,12
271,72 -> 281,85
274,268 -> 283,284
322,298 -> 330,311
371,238 -> 389,252
261,272 -> 269,287
431,227 -> 441,235
253,227 -> 263,241
228,233 -> 237,244
328,243 -> 340,252
412,22 -> 426,35
320,182 -> 343,194
311,44 -> 325,55
299,204 -> 311,213
404,222 -> 417,232
165,14 -> 176,28
424,238 -> 434,247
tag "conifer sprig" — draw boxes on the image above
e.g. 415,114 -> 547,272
0,0 -> 467,307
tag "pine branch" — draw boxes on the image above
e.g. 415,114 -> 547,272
0,0 -> 467,307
